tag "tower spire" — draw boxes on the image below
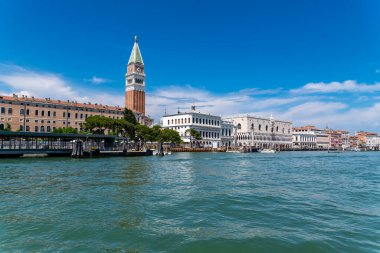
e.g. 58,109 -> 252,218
128,35 -> 144,65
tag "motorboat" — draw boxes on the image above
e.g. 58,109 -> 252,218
259,148 -> 276,154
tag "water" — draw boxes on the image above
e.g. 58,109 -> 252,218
0,152 -> 379,252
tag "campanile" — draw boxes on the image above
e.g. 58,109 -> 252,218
125,36 -> 146,115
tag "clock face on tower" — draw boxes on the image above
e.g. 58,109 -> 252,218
136,67 -> 141,73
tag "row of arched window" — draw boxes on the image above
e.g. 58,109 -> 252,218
237,123 -> 290,134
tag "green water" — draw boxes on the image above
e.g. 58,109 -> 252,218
0,152 -> 379,252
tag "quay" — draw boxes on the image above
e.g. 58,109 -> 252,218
0,131 -> 152,158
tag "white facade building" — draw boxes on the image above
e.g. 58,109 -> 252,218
223,115 -> 293,149
292,126 -> 317,149
161,108 -> 233,148
366,135 -> 380,150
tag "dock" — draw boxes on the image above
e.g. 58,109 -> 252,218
0,131 -> 153,158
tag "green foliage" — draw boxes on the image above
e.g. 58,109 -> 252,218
135,124 -> 154,143
124,108 -> 138,126
53,126 -> 78,134
186,128 -> 202,140
186,128 -> 202,147
1,123 -> 12,131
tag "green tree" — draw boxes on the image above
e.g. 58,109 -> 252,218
53,126 -> 78,134
185,128 -> 202,147
3,123 -> 11,132
124,108 -> 138,126
153,127 -> 182,155
135,124 -> 153,149
81,115 -> 113,134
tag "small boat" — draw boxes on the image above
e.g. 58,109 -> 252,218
259,148 -> 276,154
327,149 -> 343,153
226,150 -> 240,153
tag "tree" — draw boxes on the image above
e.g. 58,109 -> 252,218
53,126 -> 78,134
124,108 -> 138,126
185,128 -> 202,147
81,115 -> 113,134
153,127 -> 182,156
135,124 -> 154,149
5,123 -> 11,131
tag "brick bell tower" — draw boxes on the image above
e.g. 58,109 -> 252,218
125,35 -> 145,116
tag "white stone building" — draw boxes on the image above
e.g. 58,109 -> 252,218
315,129 -> 330,149
365,135 -> 380,150
161,108 -> 233,148
222,115 -> 293,149
292,126 -> 317,149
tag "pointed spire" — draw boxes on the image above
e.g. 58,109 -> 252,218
128,35 -> 144,65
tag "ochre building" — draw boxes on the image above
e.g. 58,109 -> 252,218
0,95 -> 124,132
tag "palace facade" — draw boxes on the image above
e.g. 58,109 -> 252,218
222,114 -> 293,149
161,107 -> 234,148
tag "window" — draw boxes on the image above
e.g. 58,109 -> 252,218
68,113 -> 71,118
20,109 -> 24,115
251,123 -> 254,130
53,111 -> 56,117
48,111 -> 51,117
75,113 -> 78,119
26,126 -> 30,132
8,108 -> 12,114
0,124 -> 3,130
168,120 -> 170,125
266,125 -> 268,131
63,112 -> 66,118
35,110 -> 39,116
237,123 -> 241,130
259,124 -> 262,131
41,110 -> 45,117
34,126 -> 38,132
80,113 -> 83,119
0,107 -> 4,114
26,109 -> 30,115
40,126 -> 45,132
47,126 -> 51,132
19,125 -> 23,131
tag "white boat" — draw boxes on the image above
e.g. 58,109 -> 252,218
259,148 -> 276,154
226,150 -> 240,153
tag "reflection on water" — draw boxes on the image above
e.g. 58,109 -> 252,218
0,152 -> 380,252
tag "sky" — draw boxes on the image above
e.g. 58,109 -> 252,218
1,0 -> 380,132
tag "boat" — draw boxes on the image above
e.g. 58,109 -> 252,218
226,150 -> 240,153
259,148 -> 276,154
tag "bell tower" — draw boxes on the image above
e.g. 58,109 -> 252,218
125,35 -> 146,116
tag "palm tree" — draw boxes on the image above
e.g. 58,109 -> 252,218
186,128 -> 202,148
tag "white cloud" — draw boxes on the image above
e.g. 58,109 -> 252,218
85,76 -> 112,84
0,64 -> 123,106
1,64 -> 380,132
292,80 -> 380,94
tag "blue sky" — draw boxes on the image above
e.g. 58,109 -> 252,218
1,0 -> 380,132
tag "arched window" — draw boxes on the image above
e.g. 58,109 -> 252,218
251,123 -> 254,130
237,123 -> 241,130
276,126 -> 279,132
266,125 -> 268,131
168,120 -> 170,125
181,118 -> 183,124
19,109 -> 24,115
259,124 -> 262,131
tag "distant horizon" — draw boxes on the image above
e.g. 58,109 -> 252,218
1,0 -> 379,132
